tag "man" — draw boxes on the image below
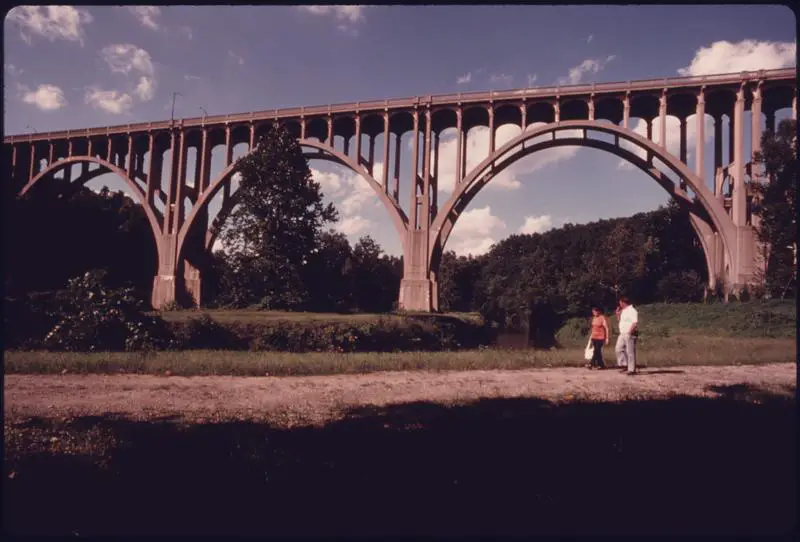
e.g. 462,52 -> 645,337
614,296 -> 639,375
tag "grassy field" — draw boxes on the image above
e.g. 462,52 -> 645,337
4,335 -> 795,377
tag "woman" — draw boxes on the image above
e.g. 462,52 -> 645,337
586,306 -> 610,369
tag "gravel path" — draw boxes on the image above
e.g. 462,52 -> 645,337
5,363 -> 795,427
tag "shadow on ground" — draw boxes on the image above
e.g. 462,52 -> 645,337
4,384 -> 796,536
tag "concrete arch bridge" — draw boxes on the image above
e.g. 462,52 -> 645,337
4,68 -> 796,310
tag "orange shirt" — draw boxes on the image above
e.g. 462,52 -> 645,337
590,315 -> 608,340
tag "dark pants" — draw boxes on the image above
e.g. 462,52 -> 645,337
591,339 -> 605,368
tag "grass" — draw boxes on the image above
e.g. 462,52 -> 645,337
4,335 -> 795,377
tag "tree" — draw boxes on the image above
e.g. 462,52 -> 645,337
306,230 -> 353,312
218,125 -> 338,309
349,235 -> 399,312
751,119 -> 797,299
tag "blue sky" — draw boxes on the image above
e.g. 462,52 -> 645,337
4,5 -> 796,257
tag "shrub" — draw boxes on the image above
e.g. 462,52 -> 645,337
42,270 -> 172,352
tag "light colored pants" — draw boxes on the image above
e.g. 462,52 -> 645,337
615,333 -> 637,373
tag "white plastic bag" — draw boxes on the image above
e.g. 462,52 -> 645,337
583,339 -> 593,361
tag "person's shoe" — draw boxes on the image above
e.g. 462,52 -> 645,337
626,371 -> 637,376
585,364 -> 593,369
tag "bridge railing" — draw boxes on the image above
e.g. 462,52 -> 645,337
4,68 -> 795,143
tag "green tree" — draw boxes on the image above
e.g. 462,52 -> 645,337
349,235 -> 399,312
752,119 -> 797,299
307,230 -> 353,312
218,125 -> 338,309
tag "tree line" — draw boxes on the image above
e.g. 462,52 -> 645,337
5,120 -> 795,323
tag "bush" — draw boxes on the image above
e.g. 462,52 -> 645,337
42,270 -> 172,352
161,314 -> 492,353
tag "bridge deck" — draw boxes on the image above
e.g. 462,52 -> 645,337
4,68 -> 795,144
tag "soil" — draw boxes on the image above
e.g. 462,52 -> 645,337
5,363 -> 795,426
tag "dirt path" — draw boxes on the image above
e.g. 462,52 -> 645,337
5,363 -> 795,426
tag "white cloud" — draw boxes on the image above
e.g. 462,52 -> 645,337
84,88 -> 133,114
586,34 -> 594,44
456,72 -> 472,85
337,215 -> 373,236
134,76 -> 155,101
433,124 -> 581,194
299,5 -> 365,23
490,73 -> 514,87
98,44 -> 156,105
228,51 -> 245,66
519,214 -> 554,235
19,84 -> 67,111
126,6 -> 160,31
4,63 -> 23,77
527,73 -> 538,87
617,38 -> 797,170
617,115 -> 715,170
448,205 -> 507,256
7,6 -> 93,46
557,55 -> 616,85
311,166 -> 378,217
677,39 -> 796,76
101,44 -> 154,76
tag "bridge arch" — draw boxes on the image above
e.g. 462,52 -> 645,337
19,155 -> 165,258
176,138 -> 409,264
429,121 -> 736,286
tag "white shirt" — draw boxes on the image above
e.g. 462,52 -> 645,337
618,305 -> 638,335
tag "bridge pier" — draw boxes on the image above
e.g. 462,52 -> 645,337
399,230 -> 436,312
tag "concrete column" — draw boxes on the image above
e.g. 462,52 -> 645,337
432,131 -> 439,216
732,86 -> 746,227
488,105 -> 495,153
106,137 -> 113,163
409,109 -> 420,230
174,130 -> 188,234
751,83 -> 762,179
354,115 -> 362,163
327,116 -> 334,148
163,132 -> 176,235
659,91 -> 667,148
553,101 -> 560,123
588,96 -> 595,121
300,118 -> 307,139
382,113 -> 390,192
393,132 -> 401,201
695,91 -> 705,180
67,139 -> 73,157
368,135 -> 375,176
87,139 -> 93,159
126,134 -> 134,179
455,108 -> 463,184
146,133 -> 156,204
679,117 -> 687,162
422,108 -> 432,229
224,125 -> 233,167
623,94 -> 630,129
28,144 -> 35,182
520,104 -> 527,131
248,122 -> 255,151
199,128 -> 209,191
